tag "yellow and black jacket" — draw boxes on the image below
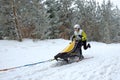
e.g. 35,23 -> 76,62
72,29 -> 87,41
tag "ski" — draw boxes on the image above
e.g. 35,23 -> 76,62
76,56 -> 94,62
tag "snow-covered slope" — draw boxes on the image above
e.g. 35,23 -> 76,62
0,39 -> 120,80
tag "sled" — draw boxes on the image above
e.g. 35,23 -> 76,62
61,41 -> 75,53
54,40 -> 82,63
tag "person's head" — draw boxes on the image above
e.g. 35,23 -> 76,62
74,24 -> 81,31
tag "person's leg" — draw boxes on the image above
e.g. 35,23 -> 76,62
82,40 -> 91,50
79,48 -> 84,59
76,41 -> 84,60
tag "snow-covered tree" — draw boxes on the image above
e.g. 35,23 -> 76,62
0,0 -> 120,43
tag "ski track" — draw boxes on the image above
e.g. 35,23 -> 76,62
0,39 -> 120,80
1,56 -> 120,80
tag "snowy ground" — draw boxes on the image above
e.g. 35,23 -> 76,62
0,39 -> 120,80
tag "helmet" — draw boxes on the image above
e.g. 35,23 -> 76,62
74,24 -> 81,29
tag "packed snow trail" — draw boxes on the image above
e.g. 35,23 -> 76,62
0,58 -> 55,72
0,39 -> 120,80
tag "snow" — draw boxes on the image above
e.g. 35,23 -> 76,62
0,39 -> 120,80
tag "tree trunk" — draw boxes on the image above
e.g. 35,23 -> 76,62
11,0 -> 22,41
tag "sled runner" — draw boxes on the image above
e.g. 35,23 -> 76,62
53,56 -> 93,67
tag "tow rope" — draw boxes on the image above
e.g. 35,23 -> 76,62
0,59 -> 55,72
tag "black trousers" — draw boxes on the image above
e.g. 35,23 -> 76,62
82,40 -> 89,50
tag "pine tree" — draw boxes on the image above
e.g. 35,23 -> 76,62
11,0 -> 22,41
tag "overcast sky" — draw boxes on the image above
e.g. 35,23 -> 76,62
96,0 -> 120,8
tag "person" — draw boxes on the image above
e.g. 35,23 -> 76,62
71,24 -> 91,60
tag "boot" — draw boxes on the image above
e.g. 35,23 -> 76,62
88,43 -> 91,48
80,55 -> 84,60
76,55 -> 84,62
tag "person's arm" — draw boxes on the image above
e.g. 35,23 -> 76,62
71,35 -> 76,41
81,30 -> 87,41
